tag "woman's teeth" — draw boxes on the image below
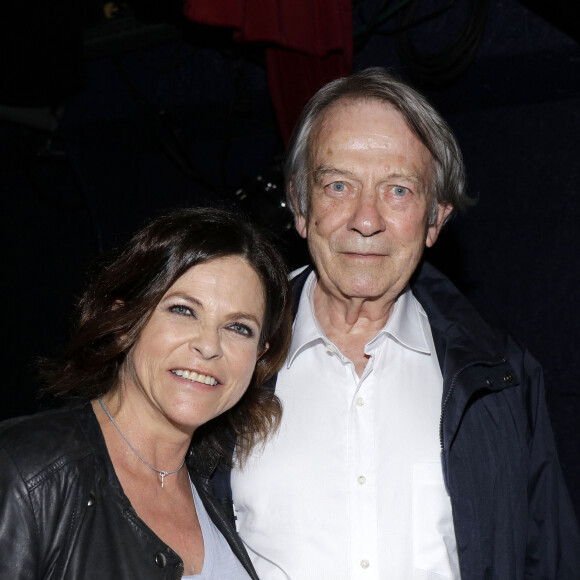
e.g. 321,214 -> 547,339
172,369 -> 218,386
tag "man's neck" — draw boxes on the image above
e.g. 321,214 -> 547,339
312,281 -> 399,376
313,278 -> 398,330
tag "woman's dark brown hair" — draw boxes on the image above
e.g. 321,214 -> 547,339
46,207 -> 292,468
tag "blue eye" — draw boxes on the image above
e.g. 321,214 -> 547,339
394,186 -> 409,196
229,323 -> 253,337
330,182 -> 346,192
169,304 -> 194,317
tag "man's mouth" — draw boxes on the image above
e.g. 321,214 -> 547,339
171,369 -> 218,386
343,251 -> 386,258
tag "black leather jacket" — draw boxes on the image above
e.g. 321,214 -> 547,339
0,401 -> 259,580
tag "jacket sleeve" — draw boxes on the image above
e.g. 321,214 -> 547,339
0,443 -> 40,579
521,347 -> 580,577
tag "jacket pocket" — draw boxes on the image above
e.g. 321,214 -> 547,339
412,462 -> 460,579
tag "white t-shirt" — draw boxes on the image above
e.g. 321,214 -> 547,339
181,478 -> 251,580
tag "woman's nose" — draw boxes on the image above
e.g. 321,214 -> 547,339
188,327 -> 222,359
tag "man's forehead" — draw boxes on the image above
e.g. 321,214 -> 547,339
307,98 -> 433,175
309,98 -> 418,154
316,97 -> 400,131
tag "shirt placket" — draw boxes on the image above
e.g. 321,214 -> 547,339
349,356 -> 379,579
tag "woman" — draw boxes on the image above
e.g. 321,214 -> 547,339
0,207 -> 292,579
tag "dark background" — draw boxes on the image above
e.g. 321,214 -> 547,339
1,0 -> 579,517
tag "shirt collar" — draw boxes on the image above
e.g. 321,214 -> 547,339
287,271 -> 431,367
287,271 -> 325,366
369,286 -> 431,355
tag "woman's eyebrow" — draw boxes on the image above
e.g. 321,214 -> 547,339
227,312 -> 263,328
163,293 -> 262,327
163,292 -> 203,307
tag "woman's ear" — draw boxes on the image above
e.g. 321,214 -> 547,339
258,342 -> 270,360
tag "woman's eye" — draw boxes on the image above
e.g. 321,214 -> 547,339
393,186 -> 409,197
329,181 -> 347,192
229,323 -> 253,337
169,304 -> 194,317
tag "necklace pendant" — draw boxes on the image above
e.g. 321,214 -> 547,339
97,399 -> 187,490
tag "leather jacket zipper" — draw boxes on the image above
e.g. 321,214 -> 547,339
175,562 -> 184,579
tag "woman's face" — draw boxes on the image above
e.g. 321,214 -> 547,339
122,256 -> 267,432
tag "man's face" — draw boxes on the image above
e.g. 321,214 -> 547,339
295,99 -> 451,305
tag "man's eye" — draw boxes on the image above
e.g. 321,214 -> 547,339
393,186 -> 409,196
329,182 -> 347,192
169,305 -> 194,317
229,323 -> 253,337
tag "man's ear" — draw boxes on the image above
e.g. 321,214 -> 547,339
295,215 -> 307,239
289,180 -> 308,239
426,203 -> 453,248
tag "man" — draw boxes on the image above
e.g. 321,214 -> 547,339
218,68 -> 580,579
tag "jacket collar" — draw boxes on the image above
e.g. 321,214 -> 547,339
77,400 -> 133,504
291,262 -> 515,374
411,261 -> 519,451
411,261 -> 514,380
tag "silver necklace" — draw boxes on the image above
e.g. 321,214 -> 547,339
98,398 -> 186,488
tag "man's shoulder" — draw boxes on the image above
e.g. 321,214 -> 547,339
412,261 -> 491,329
290,266 -> 312,288
411,261 -> 515,359
289,266 -> 313,316
411,261 -> 463,303
289,265 -> 310,281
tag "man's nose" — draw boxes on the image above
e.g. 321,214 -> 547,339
347,192 -> 386,236
188,326 -> 223,359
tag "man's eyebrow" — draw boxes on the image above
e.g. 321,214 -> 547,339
387,172 -> 424,186
311,166 -> 425,187
311,165 -> 356,184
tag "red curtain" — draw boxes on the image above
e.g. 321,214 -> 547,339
183,0 -> 353,143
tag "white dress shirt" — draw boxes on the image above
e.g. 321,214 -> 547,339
231,271 -> 460,579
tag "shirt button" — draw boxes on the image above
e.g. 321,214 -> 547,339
357,475 -> 366,485
356,397 -> 365,407
360,559 -> 370,569
326,344 -> 337,353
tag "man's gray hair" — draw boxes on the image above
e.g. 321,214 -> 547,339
285,67 -> 470,226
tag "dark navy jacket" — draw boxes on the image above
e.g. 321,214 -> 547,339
215,261 -> 580,579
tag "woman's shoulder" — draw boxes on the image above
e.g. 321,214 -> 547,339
0,401 -> 97,484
